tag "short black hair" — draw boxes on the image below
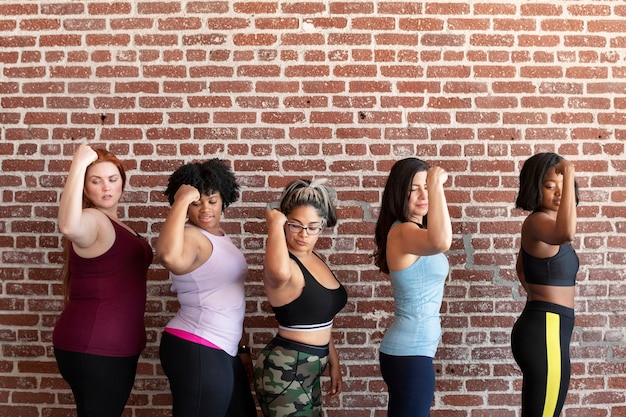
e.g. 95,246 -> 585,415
164,159 -> 239,209
515,152 -> 579,212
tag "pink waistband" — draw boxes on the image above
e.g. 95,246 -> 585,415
164,328 -> 222,350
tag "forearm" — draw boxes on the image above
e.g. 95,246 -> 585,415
426,187 -> 452,250
328,337 -> 340,368
555,171 -> 577,241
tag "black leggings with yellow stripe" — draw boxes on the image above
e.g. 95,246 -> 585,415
511,300 -> 575,417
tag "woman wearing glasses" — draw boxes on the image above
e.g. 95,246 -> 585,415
254,179 -> 348,417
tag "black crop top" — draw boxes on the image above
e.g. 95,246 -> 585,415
272,252 -> 348,331
521,244 -> 579,287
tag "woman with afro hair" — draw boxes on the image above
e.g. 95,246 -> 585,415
157,159 -> 256,417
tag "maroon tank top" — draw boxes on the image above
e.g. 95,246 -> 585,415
53,218 -> 152,357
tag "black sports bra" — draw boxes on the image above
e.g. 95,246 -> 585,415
521,244 -> 579,287
272,252 -> 348,331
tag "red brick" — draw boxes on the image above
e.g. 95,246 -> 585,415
1,5 -> 625,417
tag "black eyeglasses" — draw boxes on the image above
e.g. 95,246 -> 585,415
286,222 -> 325,235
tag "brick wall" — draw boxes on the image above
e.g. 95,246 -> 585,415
1,1 -> 625,416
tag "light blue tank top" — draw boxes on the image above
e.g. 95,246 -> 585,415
380,252 -> 449,357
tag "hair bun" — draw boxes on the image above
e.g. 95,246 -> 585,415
309,178 -> 328,188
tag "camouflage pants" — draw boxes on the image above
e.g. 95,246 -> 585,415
254,336 -> 329,417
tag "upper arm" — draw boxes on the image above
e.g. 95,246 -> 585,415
516,249 -> 528,291
263,257 -> 295,291
392,222 -> 450,257
61,208 -> 102,249
262,220 -> 293,290
158,228 -> 206,275
263,258 -> 306,308
385,223 -> 450,271
523,212 -> 573,247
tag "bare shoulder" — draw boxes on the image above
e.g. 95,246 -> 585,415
389,220 -> 420,237
82,208 -> 115,238
521,212 -> 559,257
522,211 -> 552,237
263,258 -> 305,305
183,224 -> 213,252
388,221 -> 425,249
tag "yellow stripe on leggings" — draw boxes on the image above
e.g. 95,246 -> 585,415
543,312 -> 561,417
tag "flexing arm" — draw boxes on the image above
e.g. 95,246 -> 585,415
263,209 -> 292,289
156,184 -> 201,274
422,166 -> 452,252
397,166 -> 452,257
58,144 -> 99,248
525,161 -> 577,246
551,160 -> 577,243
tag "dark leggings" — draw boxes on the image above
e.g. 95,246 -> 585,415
511,300 -> 575,417
160,331 -> 256,417
230,350 -> 258,417
54,347 -> 139,417
379,352 -> 435,417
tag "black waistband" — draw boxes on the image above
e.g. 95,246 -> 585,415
524,300 -> 575,319
270,335 -> 329,356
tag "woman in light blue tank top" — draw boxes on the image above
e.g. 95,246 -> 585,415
373,158 -> 452,417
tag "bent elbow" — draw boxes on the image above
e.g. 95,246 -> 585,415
58,223 -> 70,237
58,222 -> 79,241
431,235 -> 452,253
561,232 -> 576,245
156,250 -> 176,271
262,267 -> 290,290
437,240 -> 452,253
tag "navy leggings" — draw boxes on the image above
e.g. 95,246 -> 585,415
379,352 -> 435,417
159,331 -> 256,417
54,347 -> 139,417
511,300 -> 575,417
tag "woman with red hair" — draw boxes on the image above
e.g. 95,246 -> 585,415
53,144 -> 152,417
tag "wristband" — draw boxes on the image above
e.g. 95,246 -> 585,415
238,345 -> 251,354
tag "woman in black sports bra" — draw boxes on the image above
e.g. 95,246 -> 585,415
511,152 -> 580,417
254,179 -> 347,417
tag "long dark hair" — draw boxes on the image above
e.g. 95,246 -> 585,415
373,158 -> 430,274
516,152 -> 579,212
62,149 -> 126,303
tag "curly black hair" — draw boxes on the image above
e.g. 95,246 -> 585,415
163,159 -> 239,209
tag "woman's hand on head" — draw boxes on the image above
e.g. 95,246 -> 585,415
266,207 -> 287,225
554,160 -> 575,176
427,166 -> 448,187
174,184 -> 201,206
73,144 -> 98,167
